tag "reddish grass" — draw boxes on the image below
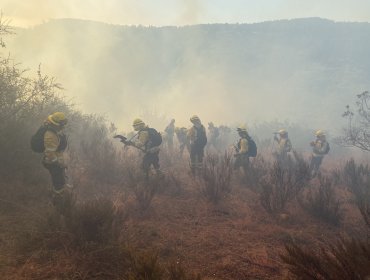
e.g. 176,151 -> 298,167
0,156 -> 367,280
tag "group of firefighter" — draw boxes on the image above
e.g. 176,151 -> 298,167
38,112 -> 330,194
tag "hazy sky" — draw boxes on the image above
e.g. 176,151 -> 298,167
1,0 -> 370,27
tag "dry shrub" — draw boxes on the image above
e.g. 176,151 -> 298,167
16,194 -> 123,255
299,176 -> 343,226
68,196 -> 121,246
127,250 -> 164,280
71,117 -> 126,185
200,152 -> 233,204
161,171 -> 184,197
292,150 -> 311,188
281,238 -> 370,280
259,152 -> 310,215
343,159 -> 370,227
127,168 -> 163,212
259,161 -> 306,214
242,155 -> 269,191
71,245 -> 130,279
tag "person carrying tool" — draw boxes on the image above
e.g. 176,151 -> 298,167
116,118 -> 163,178
187,115 -> 207,175
309,130 -> 330,177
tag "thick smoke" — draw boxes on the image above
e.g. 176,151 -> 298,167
5,17 -> 370,133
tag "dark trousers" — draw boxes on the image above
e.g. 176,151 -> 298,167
234,154 -> 249,174
43,163 -> 66,191
309,156 -> 323,177
142,152 -> 160,176
167,136 -> 174,151
190,145 -> 204,174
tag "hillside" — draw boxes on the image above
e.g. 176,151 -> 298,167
6,18 -> 370,129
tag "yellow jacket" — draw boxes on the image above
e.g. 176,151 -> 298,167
237,138 -> 249,154
187,125 -> 206,145
276,138 -> 292,155
43,129 -> 65,165
312,139 -> 329,157
134,128 -> 149,150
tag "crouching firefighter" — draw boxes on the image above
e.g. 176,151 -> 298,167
119,119 -> 163,178
188,115 -> 207,176
31,112 -> 72,194
234,126 -> 257,174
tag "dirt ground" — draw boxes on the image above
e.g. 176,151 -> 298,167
0,156 -> 367,280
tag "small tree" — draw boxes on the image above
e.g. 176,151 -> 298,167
337,91 -> 370,152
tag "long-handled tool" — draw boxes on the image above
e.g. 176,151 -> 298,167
113,134 -> 145,152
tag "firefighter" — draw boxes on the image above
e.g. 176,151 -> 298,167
187,115 -> 207,175
41,112 -> 71,194
175,127 -> 189,156
234,126 -> 250,174
273,129 -> 292,167
207,122 -> 220,151
130,118 -> 162,178
309,130 -> 330,177
164,119 -> 175,152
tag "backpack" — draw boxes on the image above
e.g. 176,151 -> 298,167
195,126 -> 207,147
30,125 -> 49,153
147,127 -> 162,147
30,125 -> 67,153
247,137 -> 257,157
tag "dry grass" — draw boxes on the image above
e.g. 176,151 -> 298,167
299,176 -> 343,226
200,152 -> 233,204
281,238 -> 370,280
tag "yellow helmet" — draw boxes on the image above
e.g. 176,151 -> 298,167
315,130 -> 325,137
133,118 -> 145,131
190,115 -> 200,123
237,125 -> 247,133
278,129 -> 287,135
47,112 -> 67,126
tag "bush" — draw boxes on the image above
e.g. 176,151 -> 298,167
242,155 -> 269,191
281,238 -> 370,280
126,167 -> 163,212
127,250 -> 164,280
70,116 -> 126,185
259,161 -> 304,214
343,159 -> 370,227
200,152 -> 233,204
299,176 -> 343,226
17,195 -> 123,255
